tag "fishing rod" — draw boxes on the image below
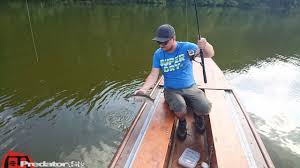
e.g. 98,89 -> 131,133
26,0 -> 39,63
193,0 -> 207,83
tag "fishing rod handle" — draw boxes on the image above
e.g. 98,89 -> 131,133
200,49 -> 208,83
198,34 -> 202,40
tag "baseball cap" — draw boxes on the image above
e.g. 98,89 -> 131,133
152,24 -> 175,42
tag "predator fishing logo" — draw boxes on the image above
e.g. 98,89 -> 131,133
1,150 -> 35,168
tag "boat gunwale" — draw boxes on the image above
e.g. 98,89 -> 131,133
109,77 -> 163,168
230,90 -> 275,168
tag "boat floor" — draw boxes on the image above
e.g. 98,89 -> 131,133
168,111 -> 209,168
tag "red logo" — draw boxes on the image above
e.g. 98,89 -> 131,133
1,151 -> 35,168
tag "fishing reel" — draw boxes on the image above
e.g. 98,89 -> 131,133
188,49 -> 196,60
187,49 -> 202,65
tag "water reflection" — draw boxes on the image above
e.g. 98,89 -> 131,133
0,2 -> 158,167
225,55 -> 300,167
0,79 -> 143,167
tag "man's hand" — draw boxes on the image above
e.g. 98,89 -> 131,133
196,37 -> 214,58
197,37 -> 207,49
134,88 -> 147,95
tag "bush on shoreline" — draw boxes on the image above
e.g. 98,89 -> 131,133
5,0 -> 300,9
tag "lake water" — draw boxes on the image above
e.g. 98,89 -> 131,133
0,2 -> 300,167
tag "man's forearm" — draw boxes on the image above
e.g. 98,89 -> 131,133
141,73 -> 158,91
196,40 -> 215,58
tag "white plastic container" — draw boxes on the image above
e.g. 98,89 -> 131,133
178,148 -> 200,168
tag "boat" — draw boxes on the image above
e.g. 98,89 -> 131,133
109,58 -> 275,168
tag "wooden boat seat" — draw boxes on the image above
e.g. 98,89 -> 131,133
205,89 -> 249,167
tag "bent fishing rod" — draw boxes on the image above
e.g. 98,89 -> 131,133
193,0 -> 207,83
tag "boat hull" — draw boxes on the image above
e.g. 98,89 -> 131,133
110,58 -> 274,168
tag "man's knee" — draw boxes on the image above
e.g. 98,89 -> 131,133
172,101 -> 186,113
194,101 -> 212,115
203,101 -> 212,114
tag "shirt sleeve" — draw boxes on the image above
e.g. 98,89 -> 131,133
186,42 -> 198,51
184,42 -> 198,59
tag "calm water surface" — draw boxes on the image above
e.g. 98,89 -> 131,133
0,2 -> 300,167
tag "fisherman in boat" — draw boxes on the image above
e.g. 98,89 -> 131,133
136,24 -> 215,140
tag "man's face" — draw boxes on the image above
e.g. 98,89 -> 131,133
157,38 -> 174,51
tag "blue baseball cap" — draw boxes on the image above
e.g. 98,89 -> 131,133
152,24 -> 175,42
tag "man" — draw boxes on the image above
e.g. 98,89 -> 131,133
136,24 -> 214,140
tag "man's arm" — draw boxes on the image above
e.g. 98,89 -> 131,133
197,37 -> 215,58
137,68 -> 160,94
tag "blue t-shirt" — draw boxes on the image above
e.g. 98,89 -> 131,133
152,42 -> 198,89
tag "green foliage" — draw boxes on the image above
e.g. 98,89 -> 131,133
192,0 -> 300,9
272,0 -> 300,9
11,0 -> 300,9
224,0 -> 239,7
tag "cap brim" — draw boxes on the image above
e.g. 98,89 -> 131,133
152,37 -> 169,42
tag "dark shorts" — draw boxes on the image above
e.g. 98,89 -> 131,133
164,84 -> 212,115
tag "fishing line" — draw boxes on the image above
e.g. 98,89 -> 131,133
26,0 -> 39,63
